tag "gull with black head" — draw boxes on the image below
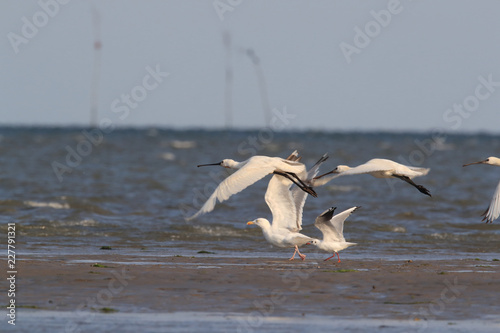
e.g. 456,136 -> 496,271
308,206 -> 359,263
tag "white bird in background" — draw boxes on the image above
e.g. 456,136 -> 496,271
463,156 -> 500,223
186,153 -> 317,221
314,158 -> 432,197
247,153 -> 328,260
308,206 -> 359,263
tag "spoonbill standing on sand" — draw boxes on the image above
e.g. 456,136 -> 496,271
314,158 -> 432,197
307,206 -> 359,263
186,153 -> 317,221
247,153 -> 328,260
463,156 -> 500,223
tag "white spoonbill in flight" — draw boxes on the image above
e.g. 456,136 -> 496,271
307,206 -> 359,263
186,153 -> 317,221
247,153 -> 328,260
314,158 -> 431,197
463,156 -> 500,223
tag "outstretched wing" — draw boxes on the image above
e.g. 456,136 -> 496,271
312,160 -> 386,186
265,175 -> 298,232
342,159 -> 394,176
407,166 -> 430,177
482,180 -> 500,223
315,206 -> 359,242
291,153 -> 329,229
186,162 -> 275,220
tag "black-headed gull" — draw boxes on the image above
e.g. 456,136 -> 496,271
308,206 -> 359,263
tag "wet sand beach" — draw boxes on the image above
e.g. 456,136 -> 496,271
5,254 -> 500,332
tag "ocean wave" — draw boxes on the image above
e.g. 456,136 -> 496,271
169,140 -> 196,149
191,225 -> 245,238
323,185 -> 361,192
19,218 -> 102,238
59,219 -> 99,227
24,201 -> 70,209
169,224 -> 247,239
427,232 -> 500,242
161,152 -> 176,161
371,224 -> 407,233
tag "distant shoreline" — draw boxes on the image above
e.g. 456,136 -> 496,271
0,125 -> 499,137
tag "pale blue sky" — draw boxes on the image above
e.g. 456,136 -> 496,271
1,0 -> 500,132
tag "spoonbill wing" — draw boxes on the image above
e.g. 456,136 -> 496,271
187,156 -> 307,220
291,153 -> 328,229
342,159 -> 428,178
483,180 -> 500,223
186,162 -> 276,220
407,166 -> 430,176
342,160 -> 394,176
315,206 -> 359,242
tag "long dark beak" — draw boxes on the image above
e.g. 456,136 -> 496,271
197,162 -> 222,167
313,170 -> 335,180
463,160 -> 486,167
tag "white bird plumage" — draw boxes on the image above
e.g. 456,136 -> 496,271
314,158 -> 431,197
247,153 -> 328,260
463,156 -> 500,223
186,154 -> 317,221
308,206 -> 359,263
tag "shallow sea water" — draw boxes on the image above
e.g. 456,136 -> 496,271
1,127 -> 499,260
